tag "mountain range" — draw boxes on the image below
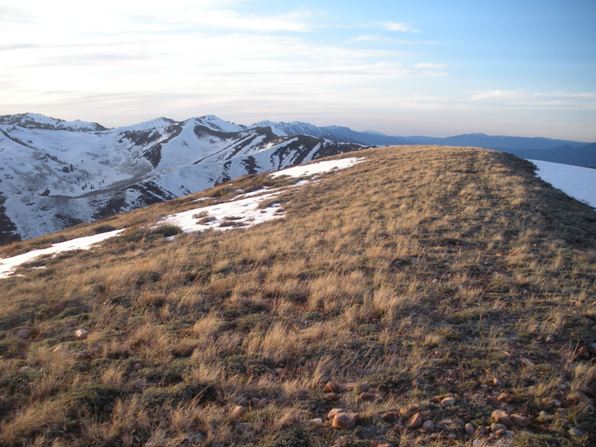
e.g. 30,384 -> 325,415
1,112 -> 594,242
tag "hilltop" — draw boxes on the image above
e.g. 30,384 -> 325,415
0,147 -> 594,447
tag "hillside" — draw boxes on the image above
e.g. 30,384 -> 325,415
0,147 -> 594,447
0,113 -> 363,242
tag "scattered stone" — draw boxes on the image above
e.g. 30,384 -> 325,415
16,328 -> 30,339
230,405 -> 245,420
405,412 -> 424,429
328,408 -> 346,420
491,410 -> 510,425
399,406 -> 418,417
440,396 -> 456,407
381,411 -> 398,422
545,334 -> 555,343
568,427 -> 583,437
497,392 -> 512,403
324,381 -> 341,393
495,428 -> 507,438
464,422 -> 475,434
492,378 -> 503,387
422,420 -> 434,431
358,392 -> 376,402
332,412 -> 358,430
510,413 -> 529,427
74,328 -> 88,339
491,423 -> 507,433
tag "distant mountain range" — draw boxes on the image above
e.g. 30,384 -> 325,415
0,112 -> 594,242
256,120 -> 596,168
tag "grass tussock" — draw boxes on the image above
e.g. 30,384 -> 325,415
0,146 -> 594,446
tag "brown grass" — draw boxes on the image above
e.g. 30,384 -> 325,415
0,146 -> 594,446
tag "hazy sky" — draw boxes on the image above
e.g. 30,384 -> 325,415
1,0 -> 595,140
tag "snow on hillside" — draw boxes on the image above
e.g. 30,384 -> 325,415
0,157 -> 364,278
0,229 -> 123,279
530,159 -> 596,208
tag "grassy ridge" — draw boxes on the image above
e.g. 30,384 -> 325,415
0,146 -> 594,446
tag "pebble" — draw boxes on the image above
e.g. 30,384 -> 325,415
491,409 -> 510,425
74,328 -> 88,339
327,408 -> 345,419
405,412 -> 424,429
332,412 -> 358,430
464,422 -> 475,434
545,334 -> 555,343
491,423 -> 507,432
324,381 -> 341,393
497,392 -> 512,403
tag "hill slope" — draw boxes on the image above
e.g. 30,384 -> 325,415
0,147 -> 594,447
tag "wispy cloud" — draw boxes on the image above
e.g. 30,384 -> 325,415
470,89 -> 596,110
383,22 -> 419,33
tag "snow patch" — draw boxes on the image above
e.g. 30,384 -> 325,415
161,191 -> 283,234
0,229 -> 124,279
530,160 -> 596,208
270,157 -> 363,178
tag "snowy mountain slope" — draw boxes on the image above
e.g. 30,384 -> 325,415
0,113 -> 363,242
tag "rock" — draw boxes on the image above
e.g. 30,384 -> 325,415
490,423 -> 507,432
308,417 -> 323,425
74,328 -> 88,339
405,412 -> 424,429
16,328 -> 30,339
492,377 -> 503,387
399,406 -> 418,417
332,412 -> 358,430
440,396 -> 456,407
422,420 -> 434,431
464,422 -> 475,434
324,381 -> 340,393
381,411 -> 398,422
568,427 -> 583,437
545,334 -> 555,343
327,408 -> 346,420
510,413 -> 529,427
491,409 -> 510,425
357,392 -> 376,402
495,428 -> 507,438
497,392 -> 512,403
230,405 -> 245,420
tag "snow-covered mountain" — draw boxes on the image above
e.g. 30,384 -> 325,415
0,113 -> 363,242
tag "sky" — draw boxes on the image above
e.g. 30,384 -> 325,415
1,0 -> 595,140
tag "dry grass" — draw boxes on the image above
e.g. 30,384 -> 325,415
0,146 -> 594,446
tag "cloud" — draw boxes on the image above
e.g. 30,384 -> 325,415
383,22 -> 419,33
470,89 -> 596,110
